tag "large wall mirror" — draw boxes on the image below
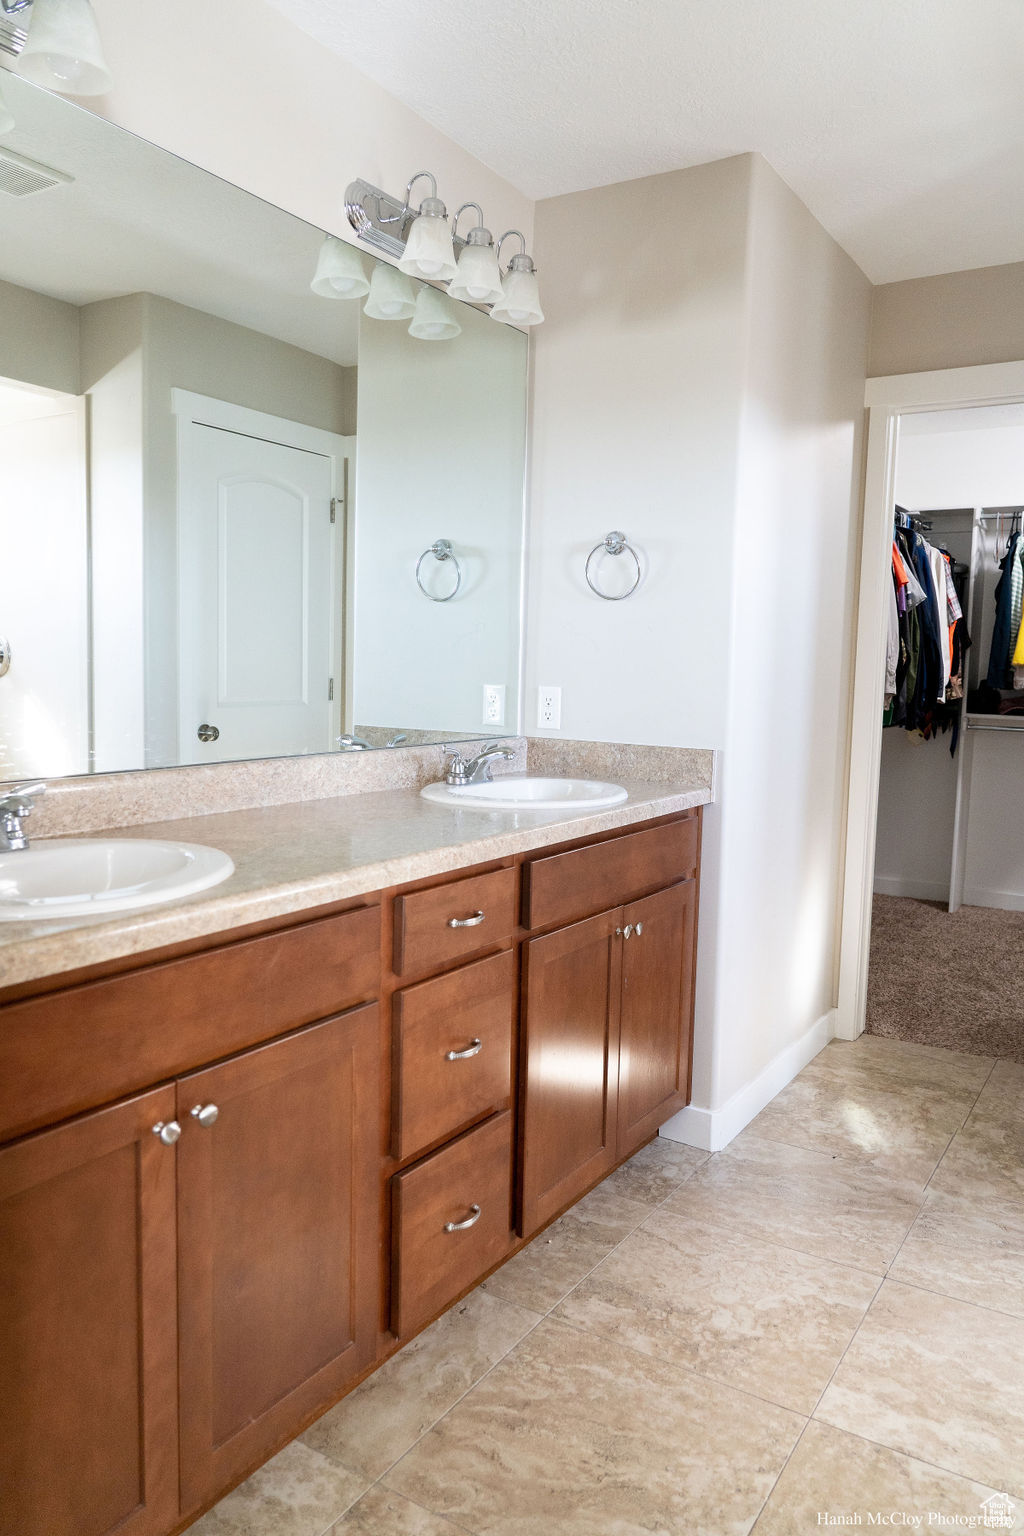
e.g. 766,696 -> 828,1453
0,75 -> 528,780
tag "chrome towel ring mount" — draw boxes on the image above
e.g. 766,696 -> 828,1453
585,530 -> 641,601
415,538 -> 462,602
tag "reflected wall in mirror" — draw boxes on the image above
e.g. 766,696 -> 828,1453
0,74 -> 528,779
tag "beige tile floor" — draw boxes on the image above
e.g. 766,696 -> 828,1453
189,1035 -> 1024,1536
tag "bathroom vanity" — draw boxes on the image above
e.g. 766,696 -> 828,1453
0,785 -> 702,1536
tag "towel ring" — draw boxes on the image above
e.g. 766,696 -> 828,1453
416,539 -> 462,602
585,531 -> 641,601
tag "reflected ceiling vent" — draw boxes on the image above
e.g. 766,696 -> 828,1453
0,145 -> 71,196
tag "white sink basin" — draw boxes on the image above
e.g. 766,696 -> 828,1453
421,776 -> 628,811
0,838 -> 235,920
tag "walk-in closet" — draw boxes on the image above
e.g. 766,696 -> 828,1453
869,403 -> 1024,1060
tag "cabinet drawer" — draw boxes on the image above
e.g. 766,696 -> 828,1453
393,867 -> 515,977
522,815 -> 698,931
0,904 -> 381,1143
391,1110 -> 513,1337
393,951 -> 514,1161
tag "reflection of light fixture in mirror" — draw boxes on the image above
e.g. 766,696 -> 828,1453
408,285 -> 461,342
396,172 -> 457,282
7,0 -> 112,96
310,235 -> 370,299
363,263 -> 416,320
0,79 -> 15,135
448,202 -> 504,306
491,231 -> 544,328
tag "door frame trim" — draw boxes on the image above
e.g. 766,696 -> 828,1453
836,359 -> 1024,1040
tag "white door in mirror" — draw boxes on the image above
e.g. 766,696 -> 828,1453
420,777 -> 627,811
0,839 -> 235,920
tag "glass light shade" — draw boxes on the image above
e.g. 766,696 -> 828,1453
397,210 -> 458,282
448,241 -> 504,306
363,263 -> 416,320
0,81 -> 14,136
491,266 -> 544,327
310,236 -> 370,299
408,285 -> 461,342
16,0 -> 112,96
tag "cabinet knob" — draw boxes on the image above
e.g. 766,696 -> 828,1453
444,1204 -> 481,1233
634,921 -> 643,936
622,924 -> 633,939
447,910 -> 485,929
152,1120 -> 181,1145
190,1103 -> 219,1128
446,1038 -> 483,1061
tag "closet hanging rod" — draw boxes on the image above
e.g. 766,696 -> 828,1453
977,509 -> 1024,519
965,720 -> 1024,733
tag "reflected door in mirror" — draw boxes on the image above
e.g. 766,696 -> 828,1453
177,415 -> 349,763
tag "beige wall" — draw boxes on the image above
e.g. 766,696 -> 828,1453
870,260 -> 1024,376
528,152 -> 873,1145
0,277 -> 79,394
83,0 -> 533,258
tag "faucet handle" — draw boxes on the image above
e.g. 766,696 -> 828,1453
0,781 -> 45,811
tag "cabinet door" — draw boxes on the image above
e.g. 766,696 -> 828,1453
0,1087 -> 179,1536
617,881 -> 695,1158
177,1005 -> 380,1513
520,909 -> 621,1236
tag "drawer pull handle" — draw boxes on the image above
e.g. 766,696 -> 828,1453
190,1103 -> 219,1128
152,1120 -> 181,1146
444,1204 -> 482,1233
447,910 -> 485,928
446,1038 -> 483,1061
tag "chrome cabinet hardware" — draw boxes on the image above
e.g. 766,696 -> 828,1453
446,1038 -> 483,1061
634,921 -> 644,936
447,910 -> 485,928
153,1120 -> 181,1145
622,923 -> 633,939
615,926 -> 622,936
197,723 -> 220,742
0,635 -> 10,677
190,1103 -> 219,1128
444,1204 -> 481,1233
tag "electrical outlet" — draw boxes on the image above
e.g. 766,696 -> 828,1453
537,685 -> 561,730
482,683 -> 505,728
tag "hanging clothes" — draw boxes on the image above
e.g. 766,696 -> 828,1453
985,531 -> 1022,689
885,511 -> 970,749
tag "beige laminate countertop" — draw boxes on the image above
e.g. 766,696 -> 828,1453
0,777 -> 710,991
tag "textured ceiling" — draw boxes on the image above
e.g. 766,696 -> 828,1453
264,0 -> 1024,284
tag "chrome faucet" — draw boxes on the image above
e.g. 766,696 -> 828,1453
0,781 -> 45,852
336,733 -> 372,751
444,743 -> 516,787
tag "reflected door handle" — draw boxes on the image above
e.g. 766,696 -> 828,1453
197,723 -> 220,742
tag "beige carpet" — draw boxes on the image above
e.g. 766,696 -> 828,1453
867,894 -> 1024,1061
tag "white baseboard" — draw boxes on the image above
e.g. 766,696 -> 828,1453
873,876 -> 949,902
962,885 -> 1024,912
659,1009 -> 836,1152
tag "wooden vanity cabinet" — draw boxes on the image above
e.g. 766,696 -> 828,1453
0,806 -> 701,1536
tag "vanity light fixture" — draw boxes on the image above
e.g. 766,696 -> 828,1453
408,284 -> 461,342
344,169 -> 543,327
491,231 -> 544,328
363,263 -> 416,320
310,234 -> 370,299
395,171 -> 457,282
2,0 -> 112,96
447,203 -> 504,306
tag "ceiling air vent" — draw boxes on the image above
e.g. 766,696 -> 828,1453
0,146 -> 72,198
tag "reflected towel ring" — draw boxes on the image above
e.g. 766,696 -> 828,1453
415,539 -> 462,602
585,531 -> 641,601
